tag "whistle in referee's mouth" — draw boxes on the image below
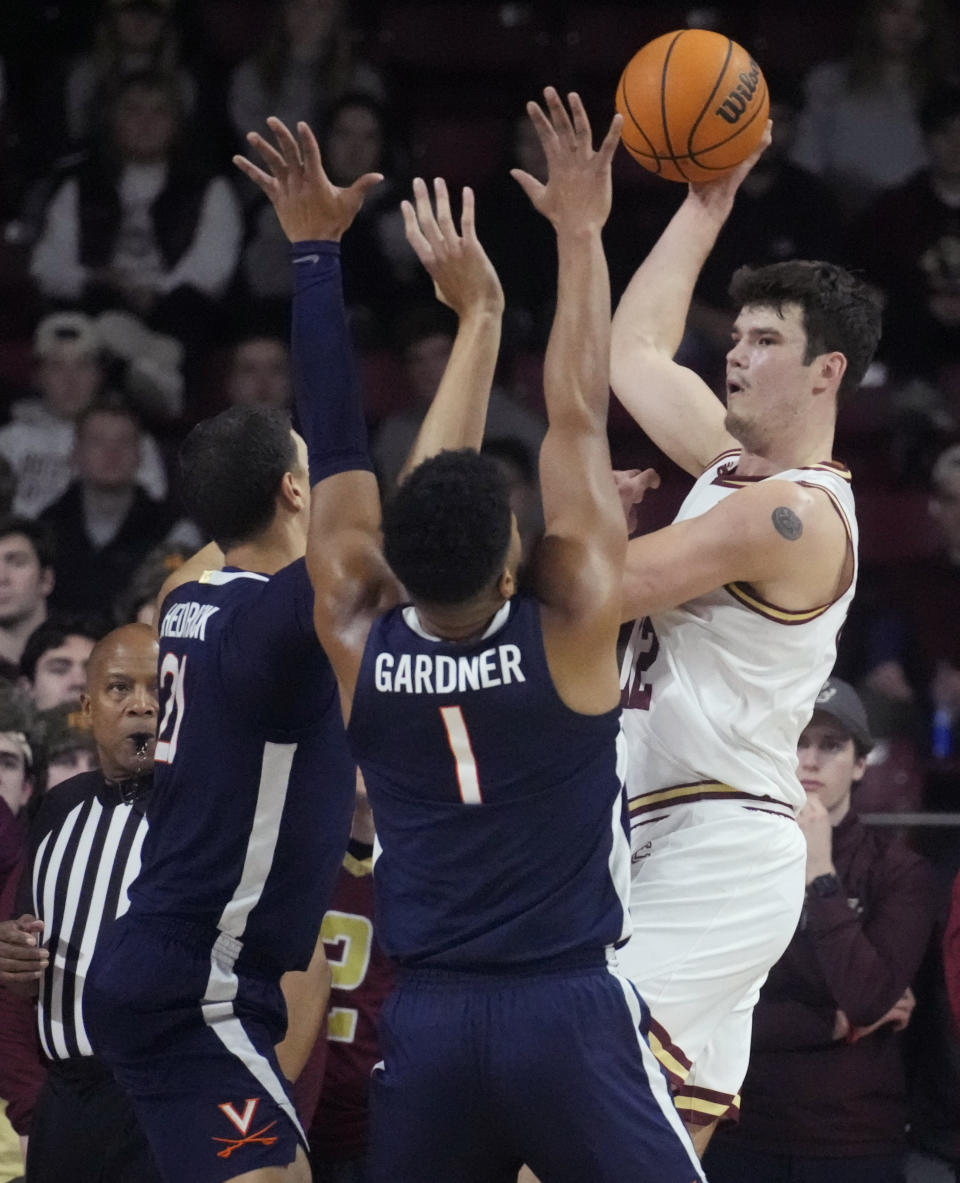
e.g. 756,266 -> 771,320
130,733 -> 153,755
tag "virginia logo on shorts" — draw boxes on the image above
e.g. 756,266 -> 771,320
212,1098 -> 279,1159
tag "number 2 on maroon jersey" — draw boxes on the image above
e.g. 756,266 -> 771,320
621,617 -> 659,711
321,910 -> 374,1043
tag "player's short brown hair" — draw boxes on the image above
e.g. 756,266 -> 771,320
179,406 -> 299,549
729,260 -> 883,399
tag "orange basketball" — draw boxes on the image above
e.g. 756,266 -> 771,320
616,28 -> 769,183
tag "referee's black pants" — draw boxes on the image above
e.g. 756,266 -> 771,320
26,1057 -> 161,1183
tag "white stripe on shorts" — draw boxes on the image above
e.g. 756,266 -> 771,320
201,931 -> 305,1140
609,968 -> 705,1183
200,740 -> 304,1139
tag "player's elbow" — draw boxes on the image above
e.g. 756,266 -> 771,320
609,339 -> 671,403
549,398 -> 607,439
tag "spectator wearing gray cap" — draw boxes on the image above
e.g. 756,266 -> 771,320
0,312 -> 167,518
705,677 -> 936,1183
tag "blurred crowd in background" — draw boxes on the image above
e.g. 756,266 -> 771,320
1,0 -> 960,1173
0,0 -> 958,801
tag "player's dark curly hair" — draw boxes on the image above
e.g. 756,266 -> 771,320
729,261 -> 883,400
179,406 -> 299,549
382,450 -> 513,605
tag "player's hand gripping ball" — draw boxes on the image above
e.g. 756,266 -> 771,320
616,28 -> 769,183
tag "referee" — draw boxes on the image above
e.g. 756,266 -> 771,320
0,622 -> 162,1183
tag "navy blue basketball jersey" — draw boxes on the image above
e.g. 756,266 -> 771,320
347,594 -> 632,969
129,562 -> 355,974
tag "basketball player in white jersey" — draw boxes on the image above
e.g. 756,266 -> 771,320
608,125 -> 883,1154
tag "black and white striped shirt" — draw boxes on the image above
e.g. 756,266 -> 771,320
18,771 -> 150,1060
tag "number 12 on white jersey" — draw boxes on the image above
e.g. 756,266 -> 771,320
439,706 -> 483,804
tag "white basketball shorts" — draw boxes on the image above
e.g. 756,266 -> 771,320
615,793 -> 806,1125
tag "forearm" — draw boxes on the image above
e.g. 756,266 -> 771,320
276,939 -> 331,1083
293,242 -> 389,634
807,882 -> 934,1026
399,302 -> 502,482
611,189 -> 733,360
544,225 -> 609,429
290,241 -> 373,486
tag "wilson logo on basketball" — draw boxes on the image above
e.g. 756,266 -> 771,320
715,62 -> 762,124
616,29 -> 770,183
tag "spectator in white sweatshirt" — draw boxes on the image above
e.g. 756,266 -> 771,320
0,312 -> 167,518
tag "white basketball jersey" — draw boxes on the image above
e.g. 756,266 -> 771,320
620,450 -> 857,815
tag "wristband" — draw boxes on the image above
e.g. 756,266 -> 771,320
806,872 -> 842,899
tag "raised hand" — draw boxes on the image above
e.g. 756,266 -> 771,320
233,116 -> 382,243
511,87 -> 622,232
401,177 -> 503,318
688,118 -> 773,210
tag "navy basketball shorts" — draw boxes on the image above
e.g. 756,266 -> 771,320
85,914 -> 305,1183
366,960 -> 704,1183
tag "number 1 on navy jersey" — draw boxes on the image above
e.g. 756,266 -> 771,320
155,652 -> 187,764
439,706 -> 482,804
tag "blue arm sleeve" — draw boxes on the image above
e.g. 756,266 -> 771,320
290,240 -> 373,485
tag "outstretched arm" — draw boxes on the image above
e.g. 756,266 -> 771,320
512,89 -> 624,712
234,118 -> 398,714
396,178 -> 503,483
609,126 -> 771,477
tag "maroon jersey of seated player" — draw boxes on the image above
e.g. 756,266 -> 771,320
309,839 -> 395,1162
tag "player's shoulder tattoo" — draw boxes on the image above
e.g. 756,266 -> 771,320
771,506 -> 803,541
